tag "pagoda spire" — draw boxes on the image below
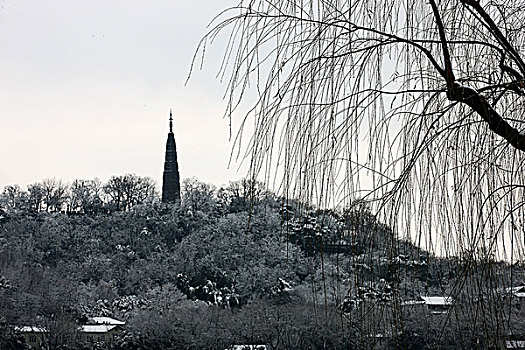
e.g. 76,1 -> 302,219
169,109 -> 173,133
162,110 -> 181,204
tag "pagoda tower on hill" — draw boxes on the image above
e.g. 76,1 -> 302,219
161,110 -> 181,204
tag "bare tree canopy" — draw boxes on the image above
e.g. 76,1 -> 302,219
195,0 -> 525,260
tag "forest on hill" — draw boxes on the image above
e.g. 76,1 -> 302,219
1,177 -> 525,349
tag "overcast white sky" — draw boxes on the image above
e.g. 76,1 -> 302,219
0,0 -> 246,190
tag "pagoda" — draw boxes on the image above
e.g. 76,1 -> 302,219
161,110 -> 181,204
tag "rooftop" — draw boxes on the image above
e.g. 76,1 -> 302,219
419,296 -> 453,306
80,325 -> 118,333
15,326 -> 47,333
89,317 -> 125,326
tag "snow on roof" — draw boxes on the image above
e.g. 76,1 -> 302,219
401,300 -> 425,307
419,296 -> 453,306
227,346 -> 267,350
90,317 -> 125,325
80,325 -> 117,333
14,317 -> 124,335
15,326 -> 48,333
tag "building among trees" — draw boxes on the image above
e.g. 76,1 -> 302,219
161,110 -> 181,204
16,317 -> 125,350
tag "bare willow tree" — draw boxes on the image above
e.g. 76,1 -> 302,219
194,0 -> 525,345
195,0 -> 525,260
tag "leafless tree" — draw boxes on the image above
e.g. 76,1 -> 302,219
224,178 -> 269,212
27,182 -> 45,212
103,174 -> 157,211
181,178 -> 218,213
0,185 -> 27,210
70,178 -> 103,214
41,178 -> 69,213
194,0 -> 525,343
195,0 -> 525,260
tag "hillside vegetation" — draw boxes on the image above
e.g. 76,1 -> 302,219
1,178 -> 524,349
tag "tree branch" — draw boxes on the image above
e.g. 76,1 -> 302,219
448,83 -> 525,152
460,0 -> 525,77
428,0 -> 525,153
429,0 -> 455,88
